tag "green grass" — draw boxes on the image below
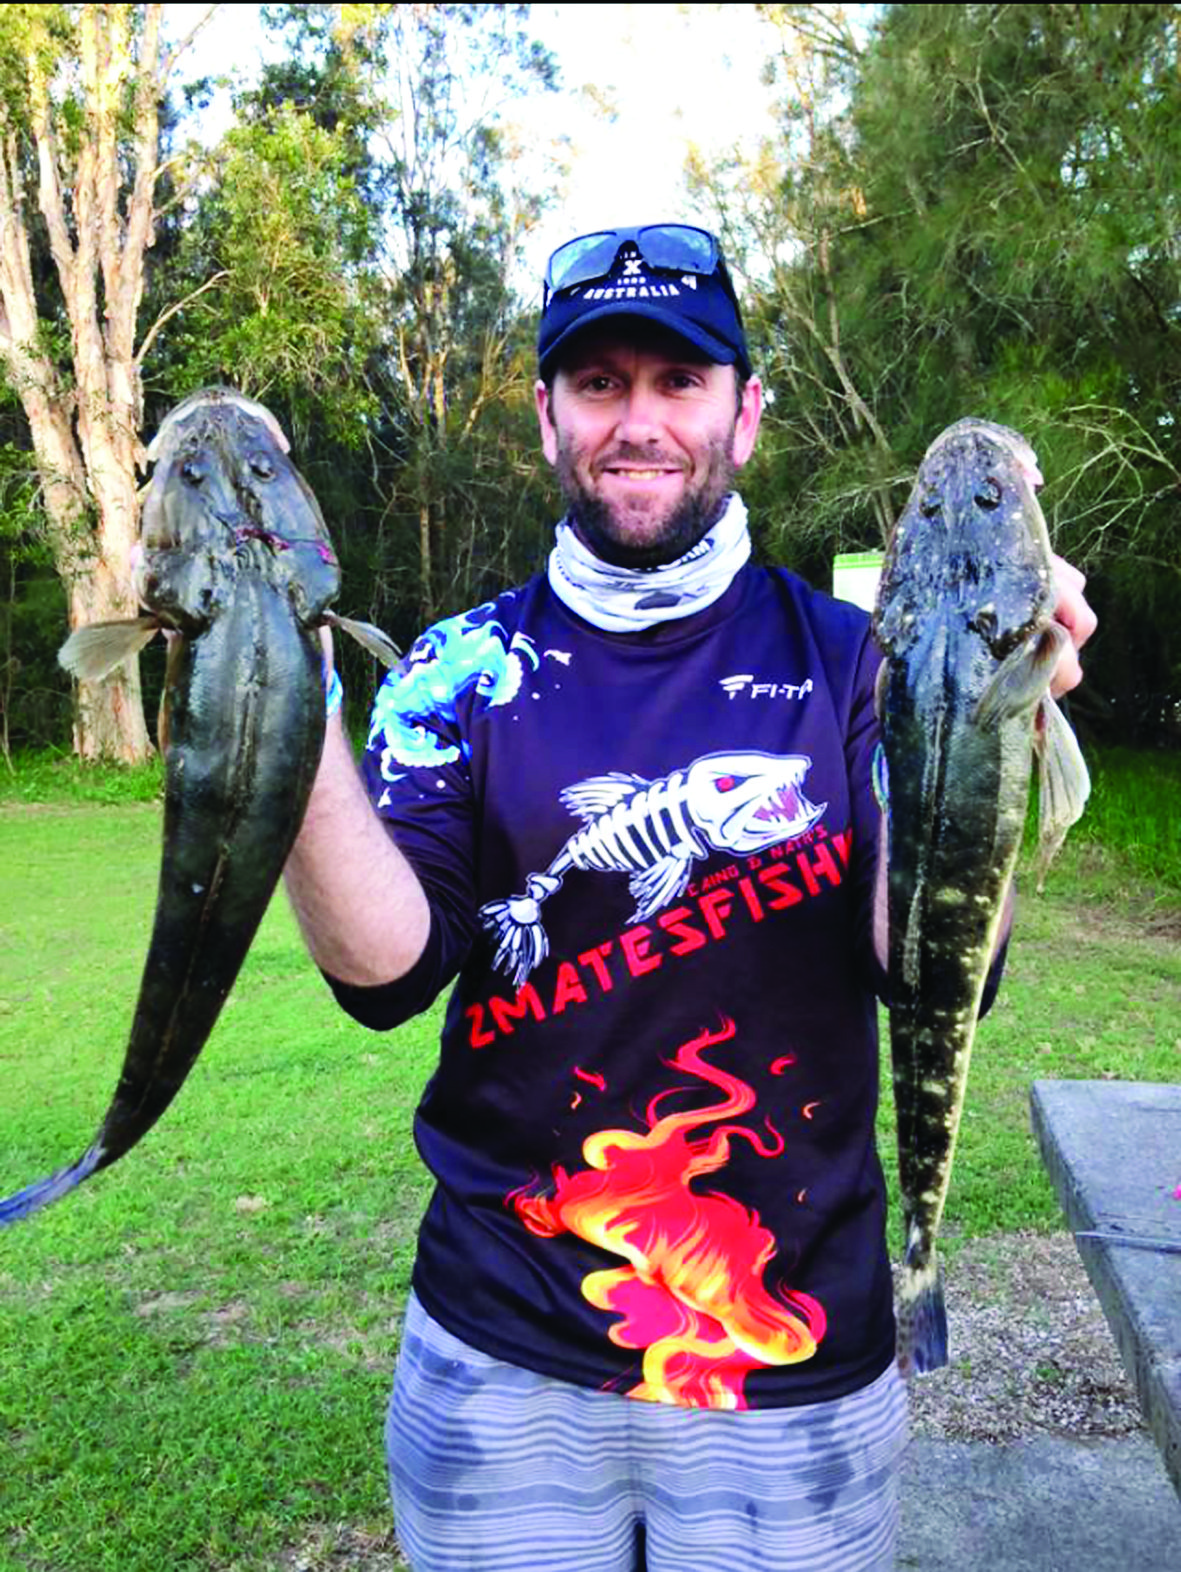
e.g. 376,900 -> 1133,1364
0,748 -> 1178,1568
1067,744 -> 1181,888
0,749 -> 165,806
0,804 -> 434,1571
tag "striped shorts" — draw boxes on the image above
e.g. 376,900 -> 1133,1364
386,1292 -> 909,1572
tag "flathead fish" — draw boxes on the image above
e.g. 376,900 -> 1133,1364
0,388 -> 397,1226
872,417 -> 1090,1375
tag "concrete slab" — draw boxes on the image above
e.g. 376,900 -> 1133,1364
1030,1079 -> 1181,1499
898,1434 -> 1181,1570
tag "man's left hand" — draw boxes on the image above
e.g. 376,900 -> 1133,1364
1048,553 -> 1097,700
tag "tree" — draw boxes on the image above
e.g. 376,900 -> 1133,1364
365,3 -> 559,624
0,3 -> 216,761
692,3 -> 1181,737
172,3 -> 560,647
686,4 -> 903,574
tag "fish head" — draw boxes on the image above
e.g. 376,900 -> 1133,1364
684,752 -> 827,853
139,389 -> 340,630
874,417 -> 1055,662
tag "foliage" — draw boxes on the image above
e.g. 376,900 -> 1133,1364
173,103 -> 381,444
694,2 -> 1181,742
0,432 -> 72,761
2,3 -> 1177,752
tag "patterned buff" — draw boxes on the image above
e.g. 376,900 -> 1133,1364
547,493 -> 751,633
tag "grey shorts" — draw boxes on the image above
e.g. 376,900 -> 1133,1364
386,1292 -> 909,1572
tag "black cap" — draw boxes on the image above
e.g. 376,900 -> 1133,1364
538,242 -> 752,380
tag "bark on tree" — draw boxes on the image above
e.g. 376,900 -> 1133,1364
0,4 -> 208,761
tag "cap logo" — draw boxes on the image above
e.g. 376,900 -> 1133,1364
572,244 -> 685,303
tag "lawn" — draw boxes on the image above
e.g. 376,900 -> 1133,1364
0,747 -> 1178,1570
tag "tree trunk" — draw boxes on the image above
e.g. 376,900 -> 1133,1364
0,4 -> 176,762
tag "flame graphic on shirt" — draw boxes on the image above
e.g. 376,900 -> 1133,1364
508,1019 -> 826,1408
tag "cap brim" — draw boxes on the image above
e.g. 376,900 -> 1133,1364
538,300 -> 745,379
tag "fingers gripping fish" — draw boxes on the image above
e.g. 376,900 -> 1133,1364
480,751 -> 827,989
873,417 -> 1090,1376
0,389 -> 400,1227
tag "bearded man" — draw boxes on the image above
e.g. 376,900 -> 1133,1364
284,223 -> 1096,1571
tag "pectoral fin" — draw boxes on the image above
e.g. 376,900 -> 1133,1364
628,855 -> 694,923
325,613 -> 401,668
973,620 -> 1068,727
1034,695 -> 1091,888
59,617 -> 161,682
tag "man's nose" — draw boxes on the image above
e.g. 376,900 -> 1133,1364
613,383 -> 665,443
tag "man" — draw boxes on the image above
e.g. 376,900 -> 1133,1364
284,223 -> 1096,1571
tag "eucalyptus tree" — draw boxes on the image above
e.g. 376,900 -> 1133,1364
0,4 -> 216,761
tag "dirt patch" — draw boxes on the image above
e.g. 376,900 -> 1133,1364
907,1230 -> 1143,1441
276,1524 -> 408,1571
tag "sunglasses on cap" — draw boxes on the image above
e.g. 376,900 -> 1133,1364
543,224 -> 738,309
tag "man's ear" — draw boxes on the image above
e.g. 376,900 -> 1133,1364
536,379 -> 559,466
732,376 -> 763,470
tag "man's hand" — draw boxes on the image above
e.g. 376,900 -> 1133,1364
1048,553 -> 1097,700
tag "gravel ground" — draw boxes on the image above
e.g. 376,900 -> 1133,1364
905,1230 -> 1143,1442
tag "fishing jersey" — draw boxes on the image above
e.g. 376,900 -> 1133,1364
332,560 -> 900,1410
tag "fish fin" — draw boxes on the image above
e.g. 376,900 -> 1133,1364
896,1251 -> 949,1378
59,617 -> 162,682
0,1143 -> 103,1228
1034,695 -> 1091,888
157,633 -> 188,754
326,613 -> 401,668
559,773 -> 647,822
972,620 -> 1068,727
628,854 -> 694,923
873,656 -> 889,722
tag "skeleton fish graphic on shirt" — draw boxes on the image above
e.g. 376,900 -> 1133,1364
481,751 -> 827,988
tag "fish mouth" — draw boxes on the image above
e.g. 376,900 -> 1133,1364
726,781 -> 826,851
754,784 -> 808,825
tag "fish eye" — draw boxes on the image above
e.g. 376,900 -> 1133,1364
715,775 -> 739,792
974,476 -> 1002,511
248,452 -> 276,480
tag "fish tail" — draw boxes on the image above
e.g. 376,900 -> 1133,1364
0,1144 -> 103,1228
896,1249 -> 949,1378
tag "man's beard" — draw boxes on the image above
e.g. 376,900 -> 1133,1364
554,432 -> 738,570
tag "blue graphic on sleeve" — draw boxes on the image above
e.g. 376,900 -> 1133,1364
368,604 -> 539,774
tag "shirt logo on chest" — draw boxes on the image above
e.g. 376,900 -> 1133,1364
479,750 -> 826,988
720,673 -> 815,701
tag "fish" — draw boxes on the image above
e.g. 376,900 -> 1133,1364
0,387 -> 399,1226
479,750 -> 826,988
872,416 -> 1090,1376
